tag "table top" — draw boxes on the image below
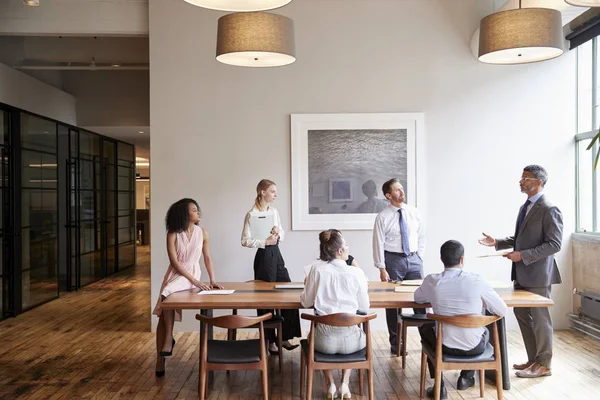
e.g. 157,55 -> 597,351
160,281 -> 554,310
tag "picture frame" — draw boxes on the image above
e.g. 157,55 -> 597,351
291,113 -> 423,231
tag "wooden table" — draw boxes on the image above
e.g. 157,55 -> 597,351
162,281 -> 554,391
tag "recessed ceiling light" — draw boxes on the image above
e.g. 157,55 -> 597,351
111,64 -> 121,68
24,0 -> 40,6
138,131 -> 144,134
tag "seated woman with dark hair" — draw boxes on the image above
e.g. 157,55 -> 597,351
300,229 -> 370,399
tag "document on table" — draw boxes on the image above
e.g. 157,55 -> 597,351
400,279 -> 423,286
394,286 -> 416,293
249,210 -> 275,241
197,290 -> 236,295
477,252 -> 510,258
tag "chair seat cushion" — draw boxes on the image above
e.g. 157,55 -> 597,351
422,341 -> 496,363
399,313 -> 432,322
300,339 -> 367,363
207,339 -> 263,363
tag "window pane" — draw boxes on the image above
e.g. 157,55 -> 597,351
578,139 -> 594,232
20,113 -> 57,152
579,41 -> 593,133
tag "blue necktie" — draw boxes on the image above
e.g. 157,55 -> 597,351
398,209 -> 410,255
516,200 -> 531,236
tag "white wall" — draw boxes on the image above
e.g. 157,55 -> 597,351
150,0 -> 576,332
0,62 -> 76,124
0,0 -> 148,37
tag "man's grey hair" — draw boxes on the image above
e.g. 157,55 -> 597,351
523,165 -> 548,186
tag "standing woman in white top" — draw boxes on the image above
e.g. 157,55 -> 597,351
241,179 -> 301,354
301,229 -> 370,399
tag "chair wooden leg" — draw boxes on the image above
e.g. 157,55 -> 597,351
358,369 -> 364,395
300,353 -> 305,399
401,321 -> 409,369
277,325 -> 283,371
396,321 -> 402,358
199,365 -> 207,400
495,367 -> 503,400
479,369 -> 485,397
419,352 -> 427,398
434,368 -> 442,400
261,369 -> 269,400
367,365 -> 374,400
306,367 -> 313,400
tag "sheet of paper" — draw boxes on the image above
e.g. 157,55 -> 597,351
197,290 -> 236,295
395,286 -> 416,292
249,211 -> 275,241
400,279 -> 423,286
476,252 -> 510,258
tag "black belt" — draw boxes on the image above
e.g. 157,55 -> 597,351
385,250 -> 416,257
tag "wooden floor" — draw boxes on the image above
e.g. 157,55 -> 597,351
1,246 -> 599,400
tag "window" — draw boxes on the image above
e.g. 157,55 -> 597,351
576,39 -> 600,233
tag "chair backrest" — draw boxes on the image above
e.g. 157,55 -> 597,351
301,312 -> 376,327
426,313 -> 501,329
196,313 -> 272,329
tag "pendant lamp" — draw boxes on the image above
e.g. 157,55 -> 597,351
565,1 -> 600,6
183,0 -> 291,12
24,0 -> 40,5
216,12 -> 295,67
479,1 -> 564,64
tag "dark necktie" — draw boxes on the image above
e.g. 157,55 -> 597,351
516,199 -> 531,236
512,199 -> 531,281
398,209 -> 410,255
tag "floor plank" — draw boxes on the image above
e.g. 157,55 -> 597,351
1,246 -> 599,399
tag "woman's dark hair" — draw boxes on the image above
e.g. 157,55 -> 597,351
165,198 -> 201,233
319,229 -> 344,261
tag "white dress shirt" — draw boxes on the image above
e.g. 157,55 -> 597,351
241,205 -> 284,249
372,204 -> 425,269
414,268 -> 508,351
300,259 -> 370,316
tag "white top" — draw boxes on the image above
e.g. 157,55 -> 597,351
414,268 -> 508,351
300,259 -> 370,316
241,205 -> 284,249
372,204 -> 425,269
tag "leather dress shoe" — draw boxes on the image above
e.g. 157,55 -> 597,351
513,360 -> 534,370
457,376 -> 475,390
390,346 -> 398,355
425,385 -> 447,400
515,362 -> 552,378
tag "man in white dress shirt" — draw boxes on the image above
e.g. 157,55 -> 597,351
415,240 -> 508,399
373,178 -> 425,354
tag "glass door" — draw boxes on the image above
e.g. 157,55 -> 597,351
78,131 -> 104,286
19,113 -> 59,310
0,109 -> 12,318
102,140 -> 117,275
117,142 -> 135,270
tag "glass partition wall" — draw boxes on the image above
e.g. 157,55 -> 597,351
0,103 -> 136,318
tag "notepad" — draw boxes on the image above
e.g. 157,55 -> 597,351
394,286 -> 416,292
249,211 -> 275,241
400,279 -> 423,286
197,290 -> 235,295
275,284 -> 304,289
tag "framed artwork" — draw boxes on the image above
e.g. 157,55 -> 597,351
291,112 -> 423,230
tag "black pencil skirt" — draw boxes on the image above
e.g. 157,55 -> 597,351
254,244 -> 302,342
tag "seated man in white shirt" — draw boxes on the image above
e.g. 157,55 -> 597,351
415,240 -> 508,399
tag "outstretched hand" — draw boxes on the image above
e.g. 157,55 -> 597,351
210,281 -> 224,289
478,232 -> 496,247
194,280 -> 212,291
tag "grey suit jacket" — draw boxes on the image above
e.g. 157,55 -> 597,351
496,194 -> 563,288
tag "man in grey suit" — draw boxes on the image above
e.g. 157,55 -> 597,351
479,165 -> 562,378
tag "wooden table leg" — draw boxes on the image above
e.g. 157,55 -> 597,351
199,309 -> 214,386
